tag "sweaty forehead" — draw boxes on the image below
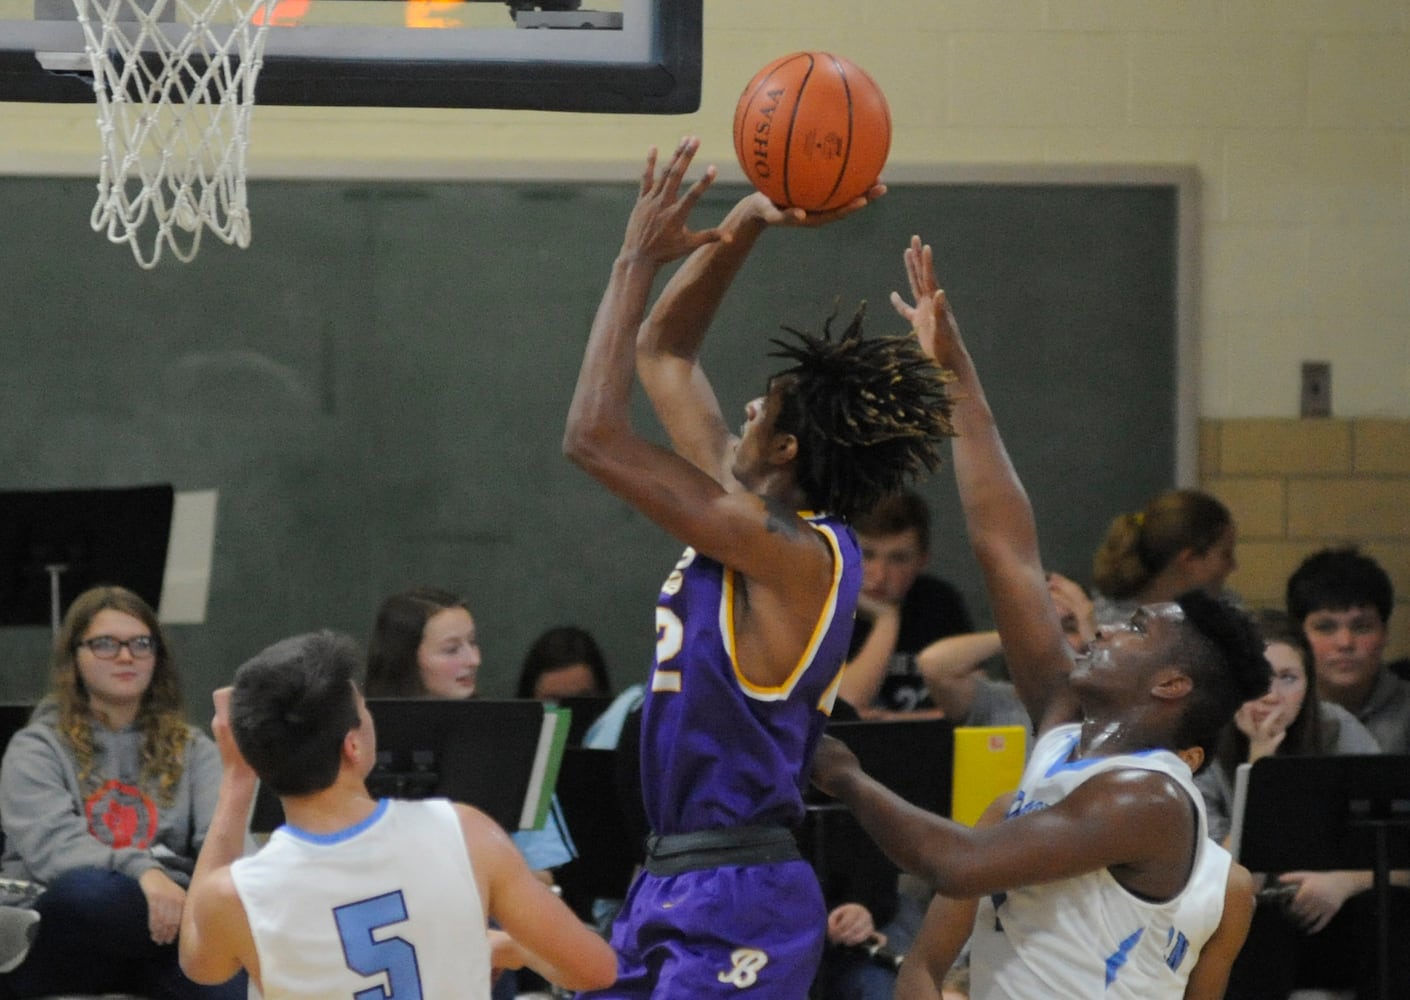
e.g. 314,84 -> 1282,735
1135,602 -> 1186,627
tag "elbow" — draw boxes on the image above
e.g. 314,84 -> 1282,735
177,944 -> 218,986
177,949 -> 202,983
561,414 -> 599,470
563,945 -> 618,992
563,412 -> 629,480
562,424 -> 605,474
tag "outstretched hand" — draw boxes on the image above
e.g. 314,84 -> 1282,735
744,183 -> 887,229
620,137 -> 724,264
889,234 -> 959,363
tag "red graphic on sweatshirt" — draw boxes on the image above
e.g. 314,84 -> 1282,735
85,779 -> 159,849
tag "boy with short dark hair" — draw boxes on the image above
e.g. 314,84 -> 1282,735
1287,546 -> 1410,753
178,630 -> 616,1000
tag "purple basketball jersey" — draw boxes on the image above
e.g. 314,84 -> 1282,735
640,512 -> 861,835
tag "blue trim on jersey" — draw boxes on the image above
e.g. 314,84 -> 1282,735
282,798 -> 390,845
1104,927 -> 1144,987
1041,732 -> 1167,779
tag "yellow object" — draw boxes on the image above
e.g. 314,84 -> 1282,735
951,725 -> 1027,826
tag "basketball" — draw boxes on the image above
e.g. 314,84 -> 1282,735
732,51 -> 891,213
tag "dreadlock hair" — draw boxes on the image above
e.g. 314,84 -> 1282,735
768,304 -> 956,522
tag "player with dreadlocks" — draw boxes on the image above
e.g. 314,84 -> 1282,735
564,137 -> 953,1000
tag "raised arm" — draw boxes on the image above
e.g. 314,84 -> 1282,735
562,138 -> 742,558
180,688 -> 259,986
633,192 -> 771,480
891,236 -> 1077,732
564,141 -> 867,625
635,181 -> 881,481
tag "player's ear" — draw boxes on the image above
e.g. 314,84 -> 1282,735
1150,667 -> 1193,702
1176,745 -> 1204,773
342,726 -> 364,764
771,431 -> 798,466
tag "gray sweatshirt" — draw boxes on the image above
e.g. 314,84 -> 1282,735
0,699 -> 222,887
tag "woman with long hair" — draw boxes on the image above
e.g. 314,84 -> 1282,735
0,584 -> 243,999
1198,609 -> 1390,1000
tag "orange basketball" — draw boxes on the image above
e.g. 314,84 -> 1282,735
733,51 -> 891,213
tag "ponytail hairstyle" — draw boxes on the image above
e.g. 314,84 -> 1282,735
1092,490 -> 1232,600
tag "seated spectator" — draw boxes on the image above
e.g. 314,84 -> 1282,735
365,587 -> 587,1000
1090,488 -> 1237,626
0,585 -> 244,999
516,625 -> 611,701
1198,609 -> 1378,842
1198,608 -> 1409,1000
364,586 -> 576,877
917,571 -> 1094,732
1287,545 -> 1410,754
840,490 -> 974,715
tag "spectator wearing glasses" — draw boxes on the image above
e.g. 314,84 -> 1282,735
0,584 -> 244,1000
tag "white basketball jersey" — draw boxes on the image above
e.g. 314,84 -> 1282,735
231,797 -> 491,1000
969,724 -> 1231,1000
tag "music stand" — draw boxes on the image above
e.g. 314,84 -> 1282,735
1236,754 -> 1410,1000
0,486 -> 174,633
552,746 -> 642,921
251,698 -> 549,834
803,718 -> 955,920
553,695 -> 615,747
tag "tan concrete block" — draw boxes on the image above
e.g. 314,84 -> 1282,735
1355,421 -> 1410,475
1219,419 -> 1352,476
1226,0 -> 1406,33
1199,421 -> 1221,480
1288,479 -> 1410,540
1204,478 -> 1285,539
1129,34 -> 1307,129
1360,543 -> 1410,606
1048,0 -> 1222,31
1230,540 -> 1313,609
1308,36 -> 1410,130
948,33 -> 1127,128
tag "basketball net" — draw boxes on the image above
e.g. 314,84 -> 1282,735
70,0 -> 280,268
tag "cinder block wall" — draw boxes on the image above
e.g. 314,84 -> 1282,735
1202,418 -> 1410,661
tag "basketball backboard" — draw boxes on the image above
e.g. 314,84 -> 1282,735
0,0 -> 700,111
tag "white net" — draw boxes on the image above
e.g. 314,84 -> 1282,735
71,0 -> 279,268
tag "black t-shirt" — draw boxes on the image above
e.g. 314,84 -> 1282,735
847,574 -> 974,711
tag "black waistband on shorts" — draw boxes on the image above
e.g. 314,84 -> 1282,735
643,825 -> 802,876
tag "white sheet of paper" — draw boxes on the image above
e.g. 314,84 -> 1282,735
158,489 -> 218,625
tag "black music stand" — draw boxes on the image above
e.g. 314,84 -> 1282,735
552,746 -> 642,921
803,718 -> 955,922
553,695 -> 615,747
251,698 -> 549,834
1236,754 -> 1410,1000
0,486 -> 174,633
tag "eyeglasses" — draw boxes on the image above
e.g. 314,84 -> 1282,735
76,635 -> 158,659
